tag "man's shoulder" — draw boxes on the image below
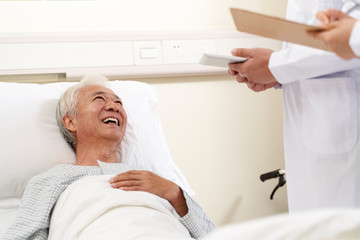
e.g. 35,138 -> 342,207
28,164 -> 100,187
30,164 -> 72,179
26,165 -> 72,187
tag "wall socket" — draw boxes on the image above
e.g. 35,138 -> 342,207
172,44 -> 182,60
162,40 -> 216,64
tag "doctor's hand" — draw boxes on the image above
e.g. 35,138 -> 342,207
109,170 -> 188,217
228,48 -> 279,92
308,9 -> 358,59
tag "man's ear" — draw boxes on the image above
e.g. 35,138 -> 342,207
62,114 -> 76,132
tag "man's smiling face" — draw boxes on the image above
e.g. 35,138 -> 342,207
68,85 -> 127,147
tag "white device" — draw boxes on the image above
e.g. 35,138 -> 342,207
199,53 -> 247,68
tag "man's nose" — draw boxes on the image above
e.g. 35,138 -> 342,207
105,101 -> 120,112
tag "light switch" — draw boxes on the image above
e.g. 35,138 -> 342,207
140,48 -> 158,59
133,41 -> 162,65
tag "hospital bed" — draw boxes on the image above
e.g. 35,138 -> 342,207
1,79 -> 360,239
0,79 -> 195,238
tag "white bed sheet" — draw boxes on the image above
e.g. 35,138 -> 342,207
49,175 -> 191,240
3,194 -> 360,239
204,209 -> 360,240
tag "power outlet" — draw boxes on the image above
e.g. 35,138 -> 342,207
162,41 -> 186,64
162,40 -> 216,64
172,44 -> 182,60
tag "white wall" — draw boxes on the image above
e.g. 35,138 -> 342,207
0,0 -> 286,32
0,0 -> 288,225
139,0 -> 289,225
142,0 -> 289,224
145,76 -> 286,225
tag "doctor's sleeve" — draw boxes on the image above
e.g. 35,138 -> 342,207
350,21 -> 360,58
268,44 -> 360,84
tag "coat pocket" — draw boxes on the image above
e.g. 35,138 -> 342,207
300,77 -> 357,154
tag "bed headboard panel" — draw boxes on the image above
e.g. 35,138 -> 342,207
0,31 -> 281,83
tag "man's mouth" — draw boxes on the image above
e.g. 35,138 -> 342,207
102,117 -> 119,126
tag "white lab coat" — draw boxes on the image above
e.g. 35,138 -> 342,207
350,21 -> 360,56
269,0 -> 360,212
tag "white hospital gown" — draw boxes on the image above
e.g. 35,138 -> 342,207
2,161 -> 215,240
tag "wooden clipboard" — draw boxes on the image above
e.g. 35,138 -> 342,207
230,8 -> 329,51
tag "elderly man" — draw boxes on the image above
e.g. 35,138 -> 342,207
3,75 -> 215,239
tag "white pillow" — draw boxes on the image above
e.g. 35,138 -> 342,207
0,198 -> 19,237
0,80 -> 193,200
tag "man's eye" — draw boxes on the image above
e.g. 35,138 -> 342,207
115,100 -> 123,105
94,96 -> 105,101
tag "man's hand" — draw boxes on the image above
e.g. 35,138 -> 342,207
228,48 -> 279,92
308,9 -> 358,59
109,170 -> 188,217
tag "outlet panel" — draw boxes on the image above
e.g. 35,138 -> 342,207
0,31 -> 281,79
162,39 -> 216,64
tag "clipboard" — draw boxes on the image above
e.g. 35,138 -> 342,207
230,8 -> 329,51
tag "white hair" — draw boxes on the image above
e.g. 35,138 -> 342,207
56,74 -> 110,151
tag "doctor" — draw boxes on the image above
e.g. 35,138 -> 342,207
229,0 -> 360,212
